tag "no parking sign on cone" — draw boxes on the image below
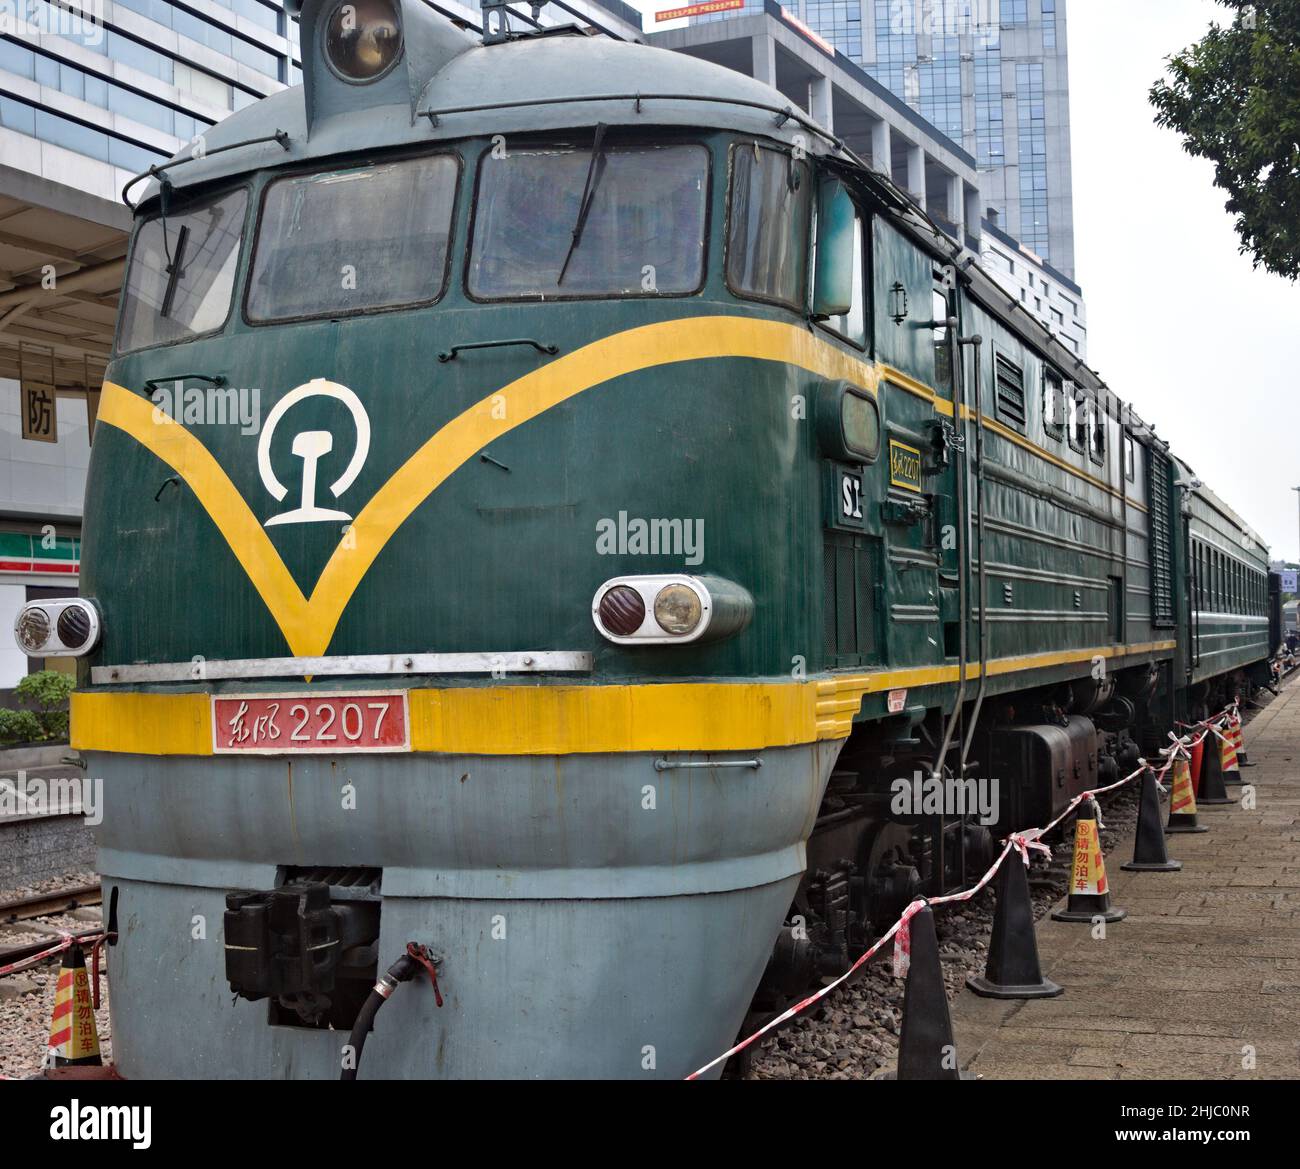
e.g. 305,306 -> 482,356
1051,798 -> 1126,923
46,943 -> 101,1068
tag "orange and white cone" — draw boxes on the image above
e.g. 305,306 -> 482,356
1166,755 -> 1208,834
46,944 -> 101,1067
1220,722 -> 1239,775
1231,712 -> 1253,770
1051,798 -> 1126,923
1200,725 -> 1237,805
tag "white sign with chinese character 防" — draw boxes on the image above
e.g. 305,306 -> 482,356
21,384 -> 58,443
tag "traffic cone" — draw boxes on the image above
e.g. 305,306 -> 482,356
1190,736 -> 1204,797
46,944 -> 101,1068
966,850 -> 1063,998
1231,712 -> 1253,771
1199,727 -> 1236,805
1123,767 -> 1182,871
1051,799 -> 1126,923
890,905 -> 971,1080
1166,754 -> 1208,834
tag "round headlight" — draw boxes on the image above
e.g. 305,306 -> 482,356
15,606 -> 50,654
57,604 -> 92,650
325,0 -> 403,82
598,585 -> 645,637
653,584 -> 702,636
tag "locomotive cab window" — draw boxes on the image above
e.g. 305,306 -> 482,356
811,177 -> 865,347
117,186 -> 248,353
727,143 -> 811,310
248,155 -> 459,321
932,281 -> 952,390
468,141 -> 709,299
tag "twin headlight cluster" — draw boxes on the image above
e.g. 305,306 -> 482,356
14,598 -> 100,658
592,575 -> 752,646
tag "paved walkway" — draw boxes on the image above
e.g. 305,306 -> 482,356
951,677 -> 1300,1080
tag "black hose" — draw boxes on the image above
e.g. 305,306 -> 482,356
341,951 -> 419,1082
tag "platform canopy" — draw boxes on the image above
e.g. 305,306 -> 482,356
0,164 -> 129,424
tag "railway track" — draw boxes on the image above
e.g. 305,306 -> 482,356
0,882 -> 100,925
0,882 -> 103,971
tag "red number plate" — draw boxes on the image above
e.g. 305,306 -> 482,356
212,692 -> 410,754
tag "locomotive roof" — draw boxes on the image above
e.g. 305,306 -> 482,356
132,27 -> 832,206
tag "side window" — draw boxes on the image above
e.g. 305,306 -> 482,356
993,351 -> 1026,429
1042,367 -> 1064,439
727,144 -> 812,309
1124,433 -> 1135,481
932,283 -> 952,390
817,209 -> 866,346
1090,400 -> 1106,465
1069,389 -> 1087,454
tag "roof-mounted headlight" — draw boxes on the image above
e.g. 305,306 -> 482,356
13,599 -> 101,658
324,0 -> 403,82
593,576 -> 752,646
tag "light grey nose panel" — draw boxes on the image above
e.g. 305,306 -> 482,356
91,742 -> 840,1078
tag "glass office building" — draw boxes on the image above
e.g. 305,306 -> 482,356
696,0 -> 1075,276
799,0 -> 1074,275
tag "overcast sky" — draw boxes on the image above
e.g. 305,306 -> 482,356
1069,0 -> 1300,559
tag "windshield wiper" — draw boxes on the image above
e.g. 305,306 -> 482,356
557,122 -> 608,286
159,224 -> 190,320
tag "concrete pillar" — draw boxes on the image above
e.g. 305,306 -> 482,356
808,76 -> 833,132
751,34 -> 776,87
964,183 -> 983,245
947,172 -> 963,236
906,142 -> 924,202
870,118 -> 891,174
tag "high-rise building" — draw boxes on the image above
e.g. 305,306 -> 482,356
791,0 -> 1076,278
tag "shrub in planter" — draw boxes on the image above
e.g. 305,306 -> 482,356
10,670 -> 75,742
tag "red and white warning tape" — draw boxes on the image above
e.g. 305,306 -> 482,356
686,700 -> 1239,1079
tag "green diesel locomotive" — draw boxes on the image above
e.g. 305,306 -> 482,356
14,0 -> 1277,1078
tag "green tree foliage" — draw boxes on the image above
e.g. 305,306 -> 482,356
0,670 -> 75,744
1150,1 -> 1300,279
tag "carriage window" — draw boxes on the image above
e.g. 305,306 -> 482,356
117,187 -> 247,353
469,143 -> 708,299
1043,368 -> 1064,439
1070,391 -> 1088,453
248,156 -> 458,321
1124,433 -> 1135,480
727,144 -> 812,309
